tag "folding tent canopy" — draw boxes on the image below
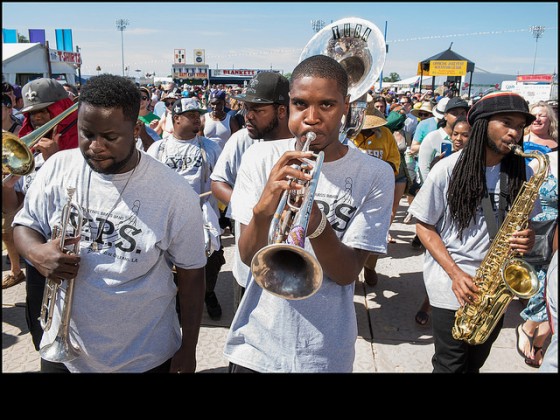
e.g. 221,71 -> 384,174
417,45 -> 475,97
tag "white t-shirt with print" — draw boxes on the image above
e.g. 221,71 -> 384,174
223,138 -> 394,372
146,134 -> 222,218
13,148 -> 207,372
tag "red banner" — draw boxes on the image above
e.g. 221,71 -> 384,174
516,74 -> 553,83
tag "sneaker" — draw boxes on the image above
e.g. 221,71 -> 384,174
205,291 -> 222,320
411,235 -> 423,249
2,271 -> 26,289
363,267 -> 378,287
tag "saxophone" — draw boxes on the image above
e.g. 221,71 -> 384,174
452,145 -> 549,345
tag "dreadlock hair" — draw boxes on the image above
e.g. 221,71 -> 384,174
79,74 -> 140,124
290,55 -> 348,99
446,117 -> 527,238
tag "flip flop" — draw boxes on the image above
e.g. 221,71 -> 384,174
525,346 -> 543,368
387,234 -> 397,244
516,324 -> 533,359
415,310 -> 430,326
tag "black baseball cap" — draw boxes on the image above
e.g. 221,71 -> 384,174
444,97 -> 470,113
234,72 -> 289,106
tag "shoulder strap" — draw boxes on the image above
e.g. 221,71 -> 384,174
482,194 -> 498,242
499,167 -> 509,224
484,167 -> 509,242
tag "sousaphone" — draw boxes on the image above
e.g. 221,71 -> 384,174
299,17 -> 386,141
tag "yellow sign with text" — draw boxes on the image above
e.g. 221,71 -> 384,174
428,60 -> 467,76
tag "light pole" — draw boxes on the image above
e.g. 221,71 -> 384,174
116,18 -> 129,77
530,25 -> 545,75
310,19 -> 325,33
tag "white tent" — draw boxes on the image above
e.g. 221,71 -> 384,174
2,43 -> 77,85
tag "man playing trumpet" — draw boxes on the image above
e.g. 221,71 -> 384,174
223,55 -> 394,373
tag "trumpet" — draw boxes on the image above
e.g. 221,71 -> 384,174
250,132 -> 324,300
2,102 -> 78,184
39,186 -> 83,363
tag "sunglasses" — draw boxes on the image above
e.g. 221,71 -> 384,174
400,101 -> 410,105
418,112 -> 431,117
165,101 -> 175,107
141,96 -> 149,101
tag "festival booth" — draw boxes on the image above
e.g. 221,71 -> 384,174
2,42 -> 79,86
417,45 -> 475,97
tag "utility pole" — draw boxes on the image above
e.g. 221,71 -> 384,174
116,19 -> 129,77
45,40 -> 53,78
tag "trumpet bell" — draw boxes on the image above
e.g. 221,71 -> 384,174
39,332 -> 80,363
299,17 -> 386,103
251,243 -> 323,300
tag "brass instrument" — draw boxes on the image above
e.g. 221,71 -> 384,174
452,146 -> 548,345
299,17 -> 386,142
250,132 -> 324,300
39,186 -> 83,363
2,102 -> 78,183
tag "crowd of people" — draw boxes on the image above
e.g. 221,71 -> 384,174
2,64 -> 557,373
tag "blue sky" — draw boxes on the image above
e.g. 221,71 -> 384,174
2,2 -> 558,79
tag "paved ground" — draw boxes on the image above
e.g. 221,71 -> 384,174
2,197 -> 543,373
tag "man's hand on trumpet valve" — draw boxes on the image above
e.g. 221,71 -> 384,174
253,150 -> 315,218
33,235 -> 81,283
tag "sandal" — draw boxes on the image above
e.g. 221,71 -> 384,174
387,234 -> 396,243
525,346 -> 543,368
2,271 -> 26,289
415,310 -> 430,326
516,324 -> 533,359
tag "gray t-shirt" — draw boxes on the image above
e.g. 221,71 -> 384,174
14,148 -> 207,372
224,138 -> 394,372
146,134 -> 222,216
409,151 -> 540,311
210,128 -> 262,287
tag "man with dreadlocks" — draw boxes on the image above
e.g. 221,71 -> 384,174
408,91 -> 540,373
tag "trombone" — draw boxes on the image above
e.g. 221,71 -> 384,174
2,102 -> 78,184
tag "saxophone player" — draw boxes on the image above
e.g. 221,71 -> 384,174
408,92 -> 541,373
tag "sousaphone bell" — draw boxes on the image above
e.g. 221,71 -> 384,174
298,17 -> 387,141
